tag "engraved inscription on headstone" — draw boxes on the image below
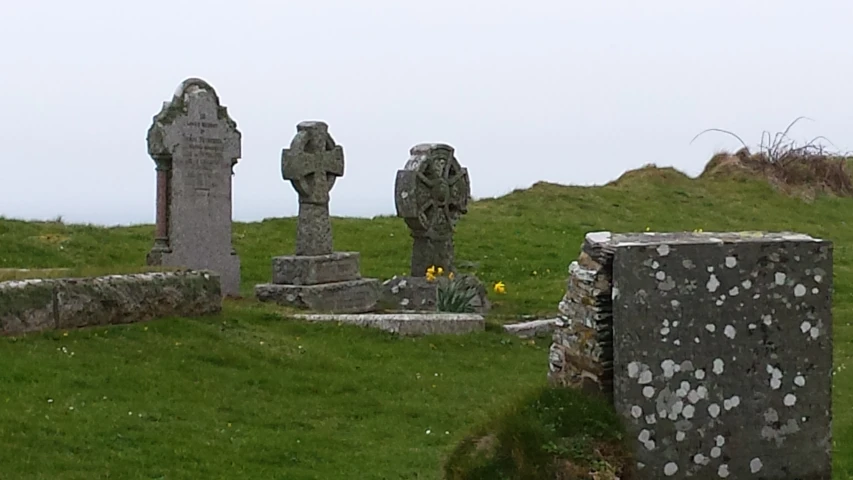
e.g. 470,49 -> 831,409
145,78 -> 242,296
394,143 -> 470,276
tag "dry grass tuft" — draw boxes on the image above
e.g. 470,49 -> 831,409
694,117 -> 853,198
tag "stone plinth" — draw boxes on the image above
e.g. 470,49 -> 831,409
255,121 -> 379,313
272,252 -> 362,285
380,274 -> 490,313
256,278 -> 379,313
551,231 -> 833,480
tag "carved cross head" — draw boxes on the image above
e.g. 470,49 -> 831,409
281,121 -> 344,205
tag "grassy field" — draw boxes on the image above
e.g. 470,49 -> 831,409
0,165 -> 851,478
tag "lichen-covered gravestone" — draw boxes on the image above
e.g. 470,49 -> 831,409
145,78 -> 241,296
254,121 -> 379,313
550,231 -> 833,480
381,144 -> 488,312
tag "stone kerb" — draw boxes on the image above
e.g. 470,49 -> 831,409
0,270 -> 221,335
550,231 -> 833,480
145,77 -> 242,297
255,121 -> 379,313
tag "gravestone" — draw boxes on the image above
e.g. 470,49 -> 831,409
255,121 -> 379,313
145,78 -> 241,296
395,143 -> 470,276
381,144 -> 488,313
550,231 -> 833,479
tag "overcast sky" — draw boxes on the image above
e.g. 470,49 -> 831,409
2,0 -> 851,225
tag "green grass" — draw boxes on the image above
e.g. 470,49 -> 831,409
0,165 -> 852,478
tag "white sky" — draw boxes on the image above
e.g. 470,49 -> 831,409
2,0 -> 851,225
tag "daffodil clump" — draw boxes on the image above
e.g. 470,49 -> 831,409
426,265 -> 479,313
493,281 -> 506,295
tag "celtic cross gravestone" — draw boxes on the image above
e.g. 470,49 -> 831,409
145,77 -> 241,296
394,143 -> 470,276
380,143 -> 489,313
282,121 -> 344,256
255,121 -> 379,313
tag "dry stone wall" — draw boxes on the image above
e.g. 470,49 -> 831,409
550,231 -> 834,480
0,270 -> 221,335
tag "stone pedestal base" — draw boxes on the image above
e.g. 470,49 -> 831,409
380,274 -> 490,313
272,252 -> 361,285
147,248 -> 241,297
255,278 -> 379,313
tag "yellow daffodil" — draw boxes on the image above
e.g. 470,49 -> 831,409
448,272 -> 455,280
645,226 -> 650,231
426,266 -> 436,276
437,266 -> 444,275
493,281 -> 506,294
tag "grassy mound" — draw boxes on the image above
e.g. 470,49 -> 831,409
443,387 -> 631,480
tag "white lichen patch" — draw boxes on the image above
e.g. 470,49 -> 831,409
814,274 -> 823,283
631,405 -> 643,418
706,274 -> 720,292
695,369 -> 706,380
723,395 -> 741,410
794,284 -> 807,297
713,358 -> 725,375
775,272 -> 787,285
705,324 -> 716,333
728,286 -> 739,296
784,393 -> 797,407
638,370 -> 653,385
710,446 -> 722,458
718,463 -> 730,478
676,431 -> 686,441
661,359 -> 676,378
693,453 -> 709,465
657,244 -> 671,256
708,403 -> 721,418
741,279 -> 752,289
715,435 -> 725,447
800,321 -> 812,334
723,325 -> 736,339
762,314 -> 773,326
810,327 -> 820,339
655,271 -> 666,281
628,361 -> 641,378
664,462 -> 678,476
643,386 -> 655,398
682,259 -> 695,269
750,457 -> 763,473
725,256 -> 737,268
682,404 -> 696,419
794,375 -> 806,387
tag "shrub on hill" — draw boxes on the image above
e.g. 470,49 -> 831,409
695,117 -> 853,199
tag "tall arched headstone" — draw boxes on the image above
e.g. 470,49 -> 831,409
145,78 -> 241,296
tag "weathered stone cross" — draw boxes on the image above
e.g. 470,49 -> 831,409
282,121 -> 344,256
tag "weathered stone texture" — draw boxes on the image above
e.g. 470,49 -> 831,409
282,121 -> 343,257
255,121 -> 379,313
395,143 -> 470,276
549,240 -> 614,397
0,271 -> 221,335
551,231 -> 833,480
256,279 -> 380,314
146,78 -> 242,296
272,252 -> 361,286
380,274 -> 490,313
292,313 -> 485,335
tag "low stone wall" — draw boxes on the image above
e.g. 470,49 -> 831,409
0,270 -> 222,335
